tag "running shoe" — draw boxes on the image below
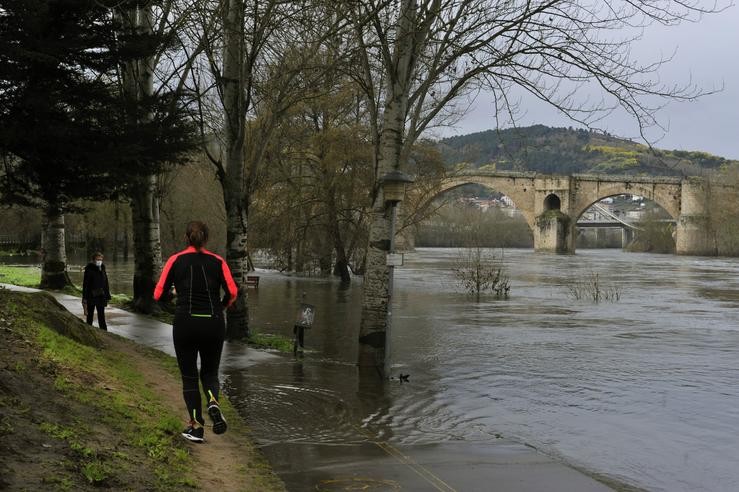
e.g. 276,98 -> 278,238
207,400 -> 228,435
182,423 -> 204,443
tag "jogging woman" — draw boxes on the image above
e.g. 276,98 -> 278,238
153,221 -> 238,443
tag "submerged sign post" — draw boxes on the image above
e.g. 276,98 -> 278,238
295,303 -> 315,328
293,302 -> 315,355
386,253 -> 404,267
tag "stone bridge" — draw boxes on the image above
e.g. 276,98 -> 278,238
408,171 -> 715,255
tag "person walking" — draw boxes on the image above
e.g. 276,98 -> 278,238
82,252 -> 111,331
153,221 -> 238,443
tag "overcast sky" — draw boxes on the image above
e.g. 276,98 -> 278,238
436,4 -> 739,160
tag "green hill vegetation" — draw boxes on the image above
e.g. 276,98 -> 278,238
437,125 -> 738,176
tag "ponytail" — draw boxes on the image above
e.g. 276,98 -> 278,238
185,221 -> 209,249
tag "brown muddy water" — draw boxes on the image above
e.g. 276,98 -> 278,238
233,248 -> 739,492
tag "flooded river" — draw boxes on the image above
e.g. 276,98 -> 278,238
10,248 -> 739,491
232,248 -> 739,492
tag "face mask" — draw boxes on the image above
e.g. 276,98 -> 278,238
95,260 -> 103,267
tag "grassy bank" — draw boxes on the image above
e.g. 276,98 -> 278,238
0,265 -> 294,352
0,264 -> 41,287
0,288 -> 284,491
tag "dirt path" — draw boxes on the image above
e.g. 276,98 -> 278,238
111,334 -> 279,491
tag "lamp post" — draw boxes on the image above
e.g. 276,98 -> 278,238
378,169 -> 414,378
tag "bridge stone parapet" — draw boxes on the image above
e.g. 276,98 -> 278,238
412,170 -> 718,256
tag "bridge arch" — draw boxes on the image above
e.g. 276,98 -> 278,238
414,174 -> 538,230
571,179 -> 681,220
543,193 -> 561,211
572,193 -> 674,224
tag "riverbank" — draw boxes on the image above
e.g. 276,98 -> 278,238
0,264 -> 294,352
0,280 -> 630,492
0,288 -> 284,491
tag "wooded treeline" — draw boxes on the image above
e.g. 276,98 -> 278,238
1,0 -> 733,345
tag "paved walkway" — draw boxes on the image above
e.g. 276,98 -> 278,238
3,283 -> 617,491
0,283 -> 275,366
270,440 -> 616,492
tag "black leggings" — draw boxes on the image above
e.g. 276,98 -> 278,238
86,298 -> 107,331
173,313 -> 225,425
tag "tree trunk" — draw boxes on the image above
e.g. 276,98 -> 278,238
113,202 -> 120,261
119,4 -> 162,313
123,226 -> 130,261
357,88 -> 412,371
131,175 -> 162,313
358,0 -> 419,374
40,205 -> 70,289
358,113 -> 405,367
318,243 -> 332,276
224,200 -> 250,339
286,243 -> 293,272
222,0 -> 249,339
295,238 -> 304,273
327,186 -> 351,282
333,247 -> 351,282
357,195 -> 392,369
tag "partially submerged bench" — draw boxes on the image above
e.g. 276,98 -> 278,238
245,275 -> 259,288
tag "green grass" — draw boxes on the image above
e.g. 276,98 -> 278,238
1,291 -> 200,490
36,322 -> 196,488
0,250 -> 30,257
248,332 -> 295,353
0,266 -> 82,296
0,264 -> 41,287
109,293 -> 132,304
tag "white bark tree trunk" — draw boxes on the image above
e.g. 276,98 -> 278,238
358,0 -> 419,373
40,205 -> 70,289
357,102 -> 407,371
121,4 -> 163,313
131,174 -> 162,312
222,0 -> 250,339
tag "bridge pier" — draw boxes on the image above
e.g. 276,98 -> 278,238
533,177 -> 575,254
677,215 -> 715,255
676,178 -> 716,255
534,211 -> 574,253
622,228 -> 634,249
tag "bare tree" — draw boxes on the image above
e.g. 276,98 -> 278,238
348,0 -> 725,372
116,0 -> 204,312
187,0 -> 352,337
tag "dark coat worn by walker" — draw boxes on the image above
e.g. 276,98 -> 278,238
82,262 -> 111,330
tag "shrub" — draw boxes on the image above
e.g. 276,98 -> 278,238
566,271 -> 622,303
452,248 -> 510,298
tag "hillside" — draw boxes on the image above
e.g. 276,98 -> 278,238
437,125 -> 737,176
0,288 -> 284,491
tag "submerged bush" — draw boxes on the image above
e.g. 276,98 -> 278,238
566,271 -> 622,303
452,248 -> 510,298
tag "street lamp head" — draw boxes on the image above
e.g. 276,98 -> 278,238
379,170 -> 415,204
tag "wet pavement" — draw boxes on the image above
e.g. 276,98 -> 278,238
2,283 -> 615,491
267,440 -> 614,491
